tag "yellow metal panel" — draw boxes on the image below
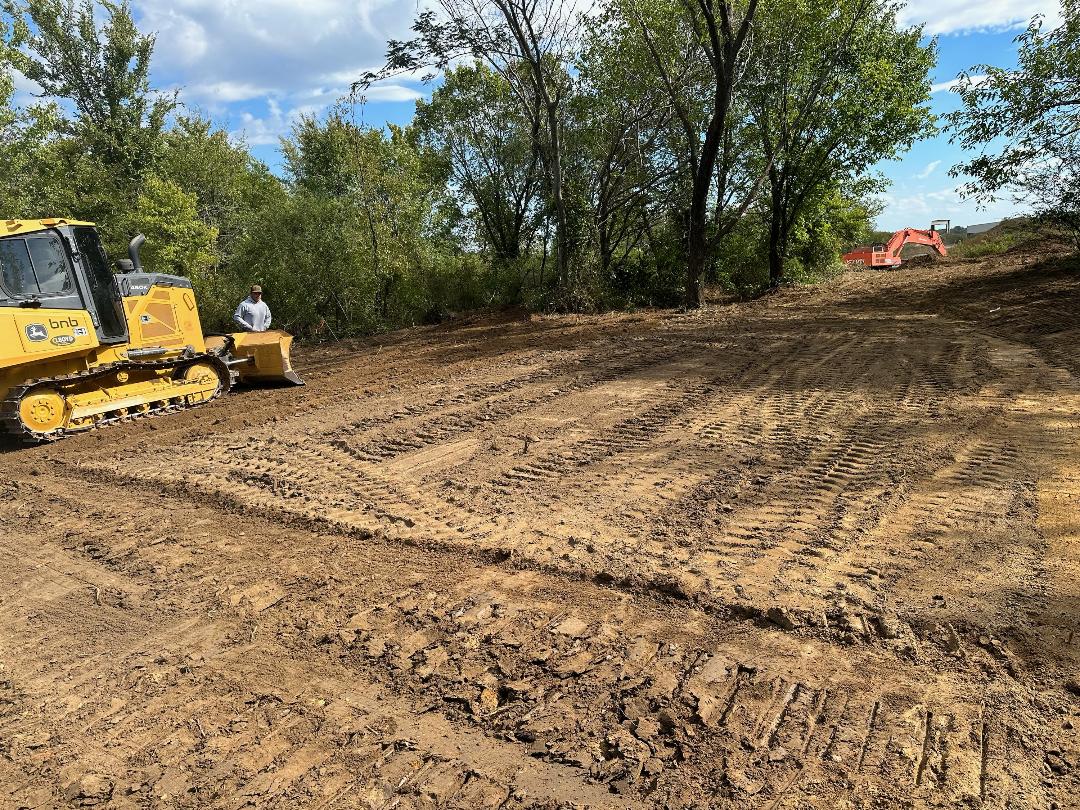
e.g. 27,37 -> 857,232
122,285 -> 207,354
0,218 -> 95,236
140,300 -> 179,339
0,308 -> 98,369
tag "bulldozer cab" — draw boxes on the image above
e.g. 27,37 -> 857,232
0,221 -> 128,344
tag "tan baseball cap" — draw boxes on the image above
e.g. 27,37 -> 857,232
250,285 -> 263,294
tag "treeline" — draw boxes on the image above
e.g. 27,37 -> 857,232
0,0 -> 935,335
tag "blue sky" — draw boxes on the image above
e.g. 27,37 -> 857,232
16,0 -> 1064,231
875,0 -> 1062,230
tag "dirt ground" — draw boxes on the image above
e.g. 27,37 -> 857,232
2,247 -> 1080,809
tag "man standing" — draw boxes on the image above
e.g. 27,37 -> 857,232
233,285 -> 272,332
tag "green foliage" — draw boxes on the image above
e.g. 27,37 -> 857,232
949,1 -> 1080,241
0,67 -> 77,216
413,63 -> 542,264
0,0 -> 940,339
230,191 -> 384,335
125,175 -> 217,281
231,113 -> 493,335
946,219 -> 1043,259
950,232 -> 1022,259
0,0 -> 180,256
159,115 -> 284,267
2,0 -> 175,183
785,181 -> 881,281
747,0 -> 936,285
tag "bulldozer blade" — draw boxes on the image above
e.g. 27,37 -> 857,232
227,330 -> 304,386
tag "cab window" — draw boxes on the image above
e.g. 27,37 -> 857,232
0,239 -> 36,294
0,233 -> 72,296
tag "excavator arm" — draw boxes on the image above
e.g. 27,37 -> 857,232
884,228 -> 948,259
842,226 -> 948,268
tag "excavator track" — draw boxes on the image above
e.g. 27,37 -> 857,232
0,354 -> 235,444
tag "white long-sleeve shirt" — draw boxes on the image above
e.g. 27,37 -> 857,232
233,296 -> 272,332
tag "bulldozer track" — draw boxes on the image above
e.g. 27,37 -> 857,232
0,353 -> 234,443
3,248 -> 1080,808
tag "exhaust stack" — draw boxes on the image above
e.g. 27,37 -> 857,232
128,234 -> 146,273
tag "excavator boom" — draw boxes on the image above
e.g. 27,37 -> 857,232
843,226 -> 948,269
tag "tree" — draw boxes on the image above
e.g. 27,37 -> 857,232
0,62 -> 78,217
614,0 -> 761,307
125,175 -> 217,281
158,115 -> 285,269
281,113 -> 456,326
413,63 -> 543,264
576,8 -> 679,289
2,0 -> 175,183
1,0 -> 177,255
949,1 -> 1080,240
747,0 -> 935,285
360,0 -> 583,304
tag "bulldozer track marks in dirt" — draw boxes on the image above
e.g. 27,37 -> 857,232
3,251 -> 1080,807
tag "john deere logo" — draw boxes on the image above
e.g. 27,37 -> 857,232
25,323 -> 48,342
51,335 -> 76,347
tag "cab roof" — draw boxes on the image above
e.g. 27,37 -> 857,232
1,218 -> 95,236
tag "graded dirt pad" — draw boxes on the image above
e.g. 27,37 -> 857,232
2,250 -> 1080,809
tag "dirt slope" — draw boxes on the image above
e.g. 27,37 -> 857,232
2,248 -> 1079,809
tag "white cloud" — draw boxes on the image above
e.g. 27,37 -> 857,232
916,160 -> 942,180
187,81 -> 271,103
229,98 -> 325,146
878,184 -> 1029,231
931,75 -> 987,94
362,84 -> 426,102
900,0 -> 1060,34
134,0 -> 425,111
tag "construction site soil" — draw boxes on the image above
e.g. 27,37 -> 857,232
2,247 -> 1080,809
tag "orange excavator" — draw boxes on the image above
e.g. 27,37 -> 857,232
842,226 -> 948,269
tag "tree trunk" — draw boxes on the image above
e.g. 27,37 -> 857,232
685,109 -> 725,308
685,199 -> 708,308
598,217 -> 612,280
597,173 -> 613,279
767,168 -> 785,287
546,103 -> 571,298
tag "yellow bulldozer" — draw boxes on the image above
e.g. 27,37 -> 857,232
0,218 -> 302,443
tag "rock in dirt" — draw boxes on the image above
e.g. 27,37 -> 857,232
766,606 -> 798,631
634,717 -> 661,742
553,616 -> 590,638
1045,749 -> 1076,775
1064,677 -> 1080,696
551,651 -> 595,678
768,746 -> 792,763
942,623 -> 963,654
63,774 -> 113,805
876,613 -> 903,639
345,611 -> 372,632
501,680 -> 535,701
692,691 -> 720,727
476,687 -> 500,714
336,629 -> 357,645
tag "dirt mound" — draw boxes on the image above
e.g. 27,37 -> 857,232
900,252 -> 941,267
2,249 -> 1079,808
